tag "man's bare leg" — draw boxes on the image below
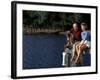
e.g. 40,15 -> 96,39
71,46 -> 77,62
70,33 -> 74,45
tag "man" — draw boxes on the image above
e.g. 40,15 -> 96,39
64,22 -> 81,48
63,22 -> 81,67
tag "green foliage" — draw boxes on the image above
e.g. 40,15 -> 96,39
23,10 -> 90,30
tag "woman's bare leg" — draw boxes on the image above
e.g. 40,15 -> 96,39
80,44 -> 88,65
75,44 -> 88,64
74,44 -> 82,64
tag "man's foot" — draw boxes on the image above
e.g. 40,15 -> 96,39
74,59 -> 79,64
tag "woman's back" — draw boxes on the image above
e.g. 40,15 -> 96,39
81,31 -> 90,41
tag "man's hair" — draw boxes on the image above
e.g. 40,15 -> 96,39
72,22 -> 81,30
72,22 -> 79,29
72,22 -> 79,26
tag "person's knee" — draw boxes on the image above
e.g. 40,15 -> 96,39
79,45 -> 82,49
76,44 -> 79,49
66,31 -> 70,35
71,33 -> 74,38
72,48 -> 76,54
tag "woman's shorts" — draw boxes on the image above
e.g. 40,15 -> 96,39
86,41 -> 91,48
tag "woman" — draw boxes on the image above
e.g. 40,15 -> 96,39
71,22 -> 90,64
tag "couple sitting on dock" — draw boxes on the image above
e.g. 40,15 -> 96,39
64,22 -> 90,65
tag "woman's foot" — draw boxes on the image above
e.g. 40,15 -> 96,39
74,60 -> 78,64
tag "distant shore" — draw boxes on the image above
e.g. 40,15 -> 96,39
23,27 -> 66,35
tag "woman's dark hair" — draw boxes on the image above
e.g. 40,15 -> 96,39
81,22 -> 88,30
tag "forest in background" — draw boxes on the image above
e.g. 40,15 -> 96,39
23,10 -> 90,34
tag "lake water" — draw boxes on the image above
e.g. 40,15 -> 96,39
23,34 -> 66,69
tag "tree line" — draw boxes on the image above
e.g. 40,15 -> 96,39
23,10 -> 90,31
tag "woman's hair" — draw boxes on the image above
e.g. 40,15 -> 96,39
81,22 -> 88,30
